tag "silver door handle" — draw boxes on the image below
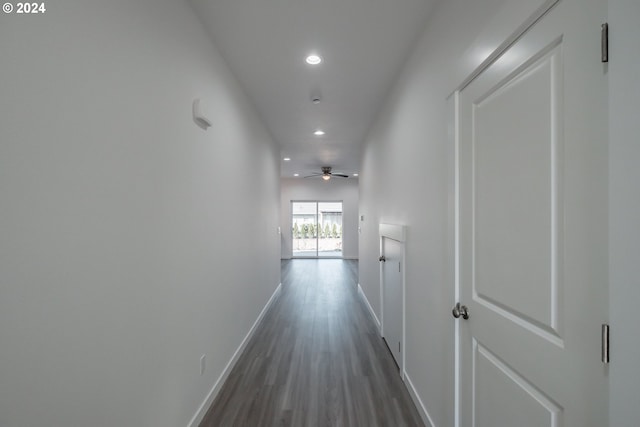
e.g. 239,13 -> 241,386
452,302 -> 469,320
379,255 -> 386,262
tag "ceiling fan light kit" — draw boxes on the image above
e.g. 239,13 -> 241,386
304,166 -> 350,181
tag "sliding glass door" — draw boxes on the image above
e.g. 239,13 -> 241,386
292,201 -> 343,258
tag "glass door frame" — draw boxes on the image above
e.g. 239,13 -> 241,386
291,200 -> 344,259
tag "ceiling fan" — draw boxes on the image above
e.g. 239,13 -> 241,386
304,166 -> 349,181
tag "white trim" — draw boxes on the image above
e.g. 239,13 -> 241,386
187,282 -> 283,427
379,223 -> 407,378
379,223 -> 406,243
449,0 -> 560,96
358,283 -> 380,330
452,91 -> 462,427
405,372 -> 437,427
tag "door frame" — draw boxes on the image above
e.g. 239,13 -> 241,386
379,223 -> 406,377
290,200 -> 344,259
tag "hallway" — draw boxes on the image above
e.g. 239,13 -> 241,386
199,259 -> 424,426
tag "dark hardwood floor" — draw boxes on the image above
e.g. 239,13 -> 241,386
199,259 -> 425,427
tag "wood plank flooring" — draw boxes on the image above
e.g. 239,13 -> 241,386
199,259 -> 425,427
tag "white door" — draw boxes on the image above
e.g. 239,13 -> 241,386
382,237 -> 403,370
457,0 -> 608,425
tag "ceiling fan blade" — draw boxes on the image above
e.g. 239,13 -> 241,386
303,174 -> 322,178
332,173 -> 350,178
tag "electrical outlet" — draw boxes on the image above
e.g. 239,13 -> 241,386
200,354 -> 206,376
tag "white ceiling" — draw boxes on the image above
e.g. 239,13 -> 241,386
190,0 -> 437,178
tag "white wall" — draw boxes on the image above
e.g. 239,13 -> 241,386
281,178 -> 358,259
609,0 -> 640,424
358,0 -> 571,425
0,1 -> 280,426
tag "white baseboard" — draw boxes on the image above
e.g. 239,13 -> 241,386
187,282 -> 283,427
404,372 -> 436,427
357,283 -> 380,331
357,285 -> 433,426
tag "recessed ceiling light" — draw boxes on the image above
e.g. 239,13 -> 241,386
283,157 -> 291,161
294,173 -> 299,177
353,173 -> 359,177
313,130 -> 325,136
305,54 -> 322,65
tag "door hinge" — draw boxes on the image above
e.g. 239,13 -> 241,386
399,341 -> 401,353
601,324 -> 610,364
601,23 -> 609,63
398,262 -> 401,273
